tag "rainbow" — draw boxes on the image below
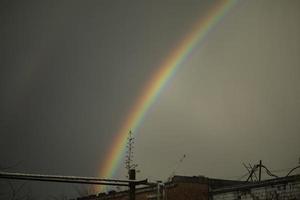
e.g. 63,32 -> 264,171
97,0 -> 237,191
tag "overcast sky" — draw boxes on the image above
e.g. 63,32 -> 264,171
1,0 -> 300,199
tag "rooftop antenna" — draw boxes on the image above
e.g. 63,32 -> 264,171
125,130 -> 138,200
125,130 -> 138,172
168,154 -> 186,181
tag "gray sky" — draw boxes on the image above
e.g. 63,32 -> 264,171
1,0 -> 300,199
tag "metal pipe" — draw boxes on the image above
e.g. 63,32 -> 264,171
0,171 -> 147,186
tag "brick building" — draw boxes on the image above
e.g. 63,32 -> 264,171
74,175 -> 242,200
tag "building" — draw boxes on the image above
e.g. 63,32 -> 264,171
74,175 -> 242,200
74,174 -> 300,200
211,174 -> 300,200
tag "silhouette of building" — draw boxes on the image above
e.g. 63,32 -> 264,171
73,174 -> 300,200
73,175 -> 242,200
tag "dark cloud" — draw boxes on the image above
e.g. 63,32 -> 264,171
1,0 -> 299,199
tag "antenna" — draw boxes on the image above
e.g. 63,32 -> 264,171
168,154 -> 186,181
125,130 -> 138,171
125,130 -> 138,200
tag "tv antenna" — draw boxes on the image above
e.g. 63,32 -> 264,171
125,130 -> 138,171
168,154 -> 186,181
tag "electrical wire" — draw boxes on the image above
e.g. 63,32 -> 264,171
286,165 -> 300,177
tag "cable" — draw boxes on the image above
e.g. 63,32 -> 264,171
260,165 -> 278,178
286,166 -> 300,177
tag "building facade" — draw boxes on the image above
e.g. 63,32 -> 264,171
74,176 -> 242,200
